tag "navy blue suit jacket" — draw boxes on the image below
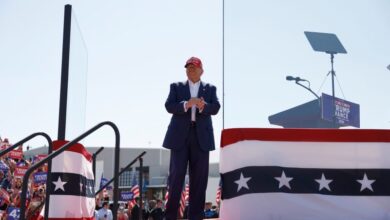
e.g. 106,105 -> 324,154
163,81 -> 220,152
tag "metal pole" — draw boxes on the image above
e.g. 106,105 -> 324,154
92,146 -> 105,178
57,4 -> 72,141
113,131 -> 120,220
331,54 -> 335,102
95,151 -> 146,195
50,5 -> 72,219
222,0 -> 225,130
139,158 -> 143,220
330,54 -> 336,128
44,139 -> 53,220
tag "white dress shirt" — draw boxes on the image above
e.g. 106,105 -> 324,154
97,207 -> 113,220
184,80 -> 201,122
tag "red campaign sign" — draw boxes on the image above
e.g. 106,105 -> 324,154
14,166 -> 28,177
8,149 -> 23,160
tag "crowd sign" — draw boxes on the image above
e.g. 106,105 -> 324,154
120,191 -> 134,201
34,172 -> 47,184
14,166 -> 28,178
6,207 -> 20,220
8,150 -> 23,160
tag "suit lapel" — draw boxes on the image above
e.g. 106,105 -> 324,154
197,81 -> 204,98
184,81 -> 191,100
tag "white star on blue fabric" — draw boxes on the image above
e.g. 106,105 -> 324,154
275,171 -> 293,189
88,185 -> 94,194
315,173 -> 333,191
357,173 -> 375,192
53,176 -> 67,192
80,182 -> 84,192
234,172 -> 251,192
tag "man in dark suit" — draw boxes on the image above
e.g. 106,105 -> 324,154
163,57 -> 220,220
130,197 -> 140,220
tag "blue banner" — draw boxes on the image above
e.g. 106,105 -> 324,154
99,176 -> 112,190
321,93 -> 360,127
33,172 -> 47,184
6,207 -> 20,220
120,191 -> 134,201
0,161 -> 8,173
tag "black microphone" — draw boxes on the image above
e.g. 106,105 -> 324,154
286,76 -> 306,82
286,76 -> 295,81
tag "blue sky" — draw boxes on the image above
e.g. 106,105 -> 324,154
0,0 -> 389,162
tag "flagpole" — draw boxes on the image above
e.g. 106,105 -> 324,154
222,0 -> 225,130
138,158 -> 143,220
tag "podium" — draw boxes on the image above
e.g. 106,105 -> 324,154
270,32 -> 360,129
268,99 -> 339,128
268,93 -> 360,128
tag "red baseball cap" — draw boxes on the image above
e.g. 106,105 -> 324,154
184,57 -> 203,69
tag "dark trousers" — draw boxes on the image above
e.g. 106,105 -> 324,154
165,126 -> 209,220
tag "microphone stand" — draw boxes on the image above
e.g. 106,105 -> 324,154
294,80 -> 320,99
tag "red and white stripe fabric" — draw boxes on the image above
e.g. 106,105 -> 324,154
131,184 -> 140,198
164,175 -> 169,208
219,128 -> 390,220
179,183 -> 189,218
127,185 -> 140,210
35,205 -> 45,220
46,140 -> 95,220
215,180 -> 222,206
128,171 -> 140,210
164,187 -> 169,207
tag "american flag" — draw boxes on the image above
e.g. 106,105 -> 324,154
164,174 -> 169,208
215,179 -> 222,206
164,186 -> 169,208
128,171 -> 140,210
179,182 -> 189,218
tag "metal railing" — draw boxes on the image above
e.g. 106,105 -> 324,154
0,132 -> 52,158
19,121 -> 120,220
96,151 -> 146,220
0,132 -> 53,219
